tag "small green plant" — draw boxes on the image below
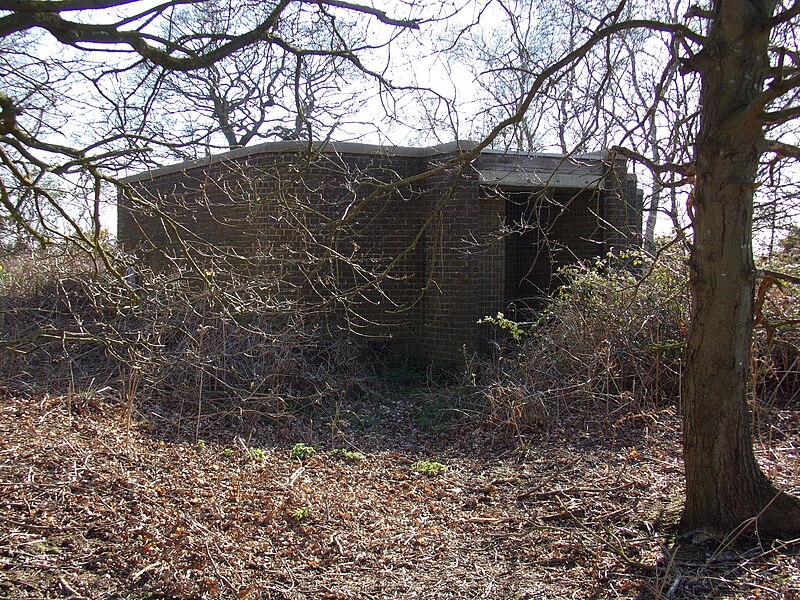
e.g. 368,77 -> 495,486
479,312 -> 528,341
196,439 -> 206,450
221,448 -> 235,457
331,448 -> 365,463
290,443 -> 316,461
292,506 -> 309,521
412,460 -> 447,477
248,448 -> 266,462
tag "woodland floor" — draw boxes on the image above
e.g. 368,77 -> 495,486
1,379 -> 800,599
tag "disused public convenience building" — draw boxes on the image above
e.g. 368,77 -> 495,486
120,141 -> 642,365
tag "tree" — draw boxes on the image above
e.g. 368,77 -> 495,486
439,0 -> 800,536
132,0 -> 365,157
679,0 -> 800,535
0,0 -> 419,248
448,1 -> 700,249
450,0 -> 636,153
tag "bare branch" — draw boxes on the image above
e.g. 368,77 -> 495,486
762,104 -> 800,126
685,4 -> 713,19
314,0 -> 420,29
0,3 -> 293,71
457,16 -> 704,163
766,139 -> 800,159
769,0 -> 800,27
610,144 -> 691,177
0,0 -> 144,11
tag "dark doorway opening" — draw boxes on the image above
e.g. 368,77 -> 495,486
504,190 -> 556,314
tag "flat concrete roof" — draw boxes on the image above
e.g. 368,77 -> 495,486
122,140 -> 478,183
122,139 -> 621,189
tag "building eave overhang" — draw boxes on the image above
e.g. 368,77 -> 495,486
476,169 -> 607,190
121,140 -> 478,184
121,140 -> 625,188
473,151 -> 619,190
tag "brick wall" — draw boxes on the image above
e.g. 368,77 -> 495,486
411,155 -> 509,365
120,143 -> 640,367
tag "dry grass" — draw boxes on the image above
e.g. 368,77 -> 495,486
477,247 -> 800,442
0,248 -> 368,431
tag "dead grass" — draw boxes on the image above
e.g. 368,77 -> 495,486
1,384 -> 799,599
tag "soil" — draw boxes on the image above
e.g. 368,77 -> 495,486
1,383 -> 799,599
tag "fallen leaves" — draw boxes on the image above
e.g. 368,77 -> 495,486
0,388 -> 798,598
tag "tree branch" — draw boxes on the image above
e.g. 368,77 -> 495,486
765,139 -> 800,160
0,0 -> 143,11
760,268 -> 800,286
762,104 -> 800,126
610,144 -> 691,176
455,15 -> 705,164
768,0 -> 800,27
0,0 -> 419,76
313,0 -> 420,29
684,4 -> 713,19
738,70 -> 800,127
0,0 -> 292,71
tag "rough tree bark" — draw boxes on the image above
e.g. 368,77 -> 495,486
681,0 -> 800,536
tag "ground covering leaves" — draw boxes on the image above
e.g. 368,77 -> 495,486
1,384 -> 799,599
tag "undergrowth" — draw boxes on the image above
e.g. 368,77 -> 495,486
5,236 -> 800,448
0,245 -> 368,435
477,239 -> 800,439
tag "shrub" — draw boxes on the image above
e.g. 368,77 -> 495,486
480,243 -> 690,432
0,246 -> 369,429
481,238 -> 800,436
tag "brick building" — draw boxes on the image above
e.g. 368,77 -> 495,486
120,140 -> 641,364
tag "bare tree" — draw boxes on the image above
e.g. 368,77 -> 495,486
438,0 -> 800,535
0,0 -> 419,249
675,0 -> 800,534
449,0 -> 699,249
452,0 -> 622,152
128,0 -> 366,157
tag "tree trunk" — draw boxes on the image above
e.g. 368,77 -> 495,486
681,0 -> 800,537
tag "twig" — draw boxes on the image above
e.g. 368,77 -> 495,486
203,539 -> 239,596
517,482 -> 633,500
58,577 -> 88,600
